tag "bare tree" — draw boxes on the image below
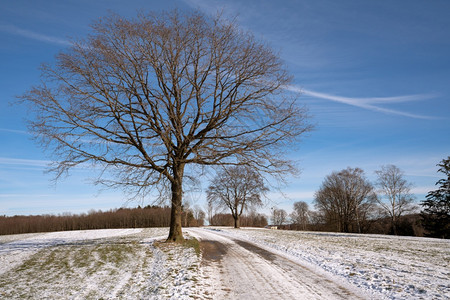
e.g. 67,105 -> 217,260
290,201 -> 310,230
193,205 -> 206,226
20,10 -> 310,242
207,166 -> 268,228
375,165 -> 415,235
272,208 -> 287,226
314,167 -> 376,233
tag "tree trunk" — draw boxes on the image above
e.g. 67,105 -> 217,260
355,210 -> 362,233
234,215 -> 240,228
343,219 -> 349,233
167,164 -> 185,243
391,215 -> 398,235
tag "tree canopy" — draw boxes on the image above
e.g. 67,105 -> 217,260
21,10 -> 310,241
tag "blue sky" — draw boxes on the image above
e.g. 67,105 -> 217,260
1,0 -> 449,217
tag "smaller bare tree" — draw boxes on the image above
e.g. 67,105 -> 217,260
207,166 -> 268,228
193,205 -> 206,226
290,201 -> 310,230
375,165 -> 415,235
272,208 -> 287,226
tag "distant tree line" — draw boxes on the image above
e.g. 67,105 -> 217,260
276,213 -> 425,236
0,205 -> 205,236
210,212 -> 268,227
273,201 -> 425,236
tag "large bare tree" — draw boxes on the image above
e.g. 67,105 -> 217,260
21,10 -> 310,242
207,166 -> 268,228
375,165 -> 415,235
314,167 -> 376,233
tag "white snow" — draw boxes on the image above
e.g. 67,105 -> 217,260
187,227 -> 369,299
0,227 -> 448,299
0,228 -> 205,299
208,227 -> 450,300
0,228 -> 144,276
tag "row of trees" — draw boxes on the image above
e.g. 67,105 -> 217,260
273,157 -> 448,238
3,157 -> 446,237
201,161 -> 447,238
210,212 -> 268,227
274,205 -> 425,236
0,205 -> 204,236
263,165 -> 413,234
313,165 -> 415,234
0,208 -> 270,236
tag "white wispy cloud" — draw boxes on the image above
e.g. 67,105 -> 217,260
0,24 -> 72,46
267,190 -> 316,201
287,85 -> 437,120
0,128 -> 29,135
0,157 -> 51,168
0,193 -> 53,198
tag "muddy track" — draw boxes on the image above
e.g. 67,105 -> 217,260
188,228 -> 367,300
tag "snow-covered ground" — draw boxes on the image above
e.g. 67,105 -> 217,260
0,228 -> 208,299
210,227 -> 450,300
0,227 -> 448,299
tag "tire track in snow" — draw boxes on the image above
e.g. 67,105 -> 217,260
188,228 -> 367,300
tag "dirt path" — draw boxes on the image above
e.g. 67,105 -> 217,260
186,228 -> 368,300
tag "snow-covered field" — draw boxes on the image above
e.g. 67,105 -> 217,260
213,227 -> 450,300
0,228 -> 208,299
0,227 -> 448,299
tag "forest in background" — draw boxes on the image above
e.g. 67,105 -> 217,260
1,206 -> 177,235
0,206 -> 270,236
0,210 -> 434,238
